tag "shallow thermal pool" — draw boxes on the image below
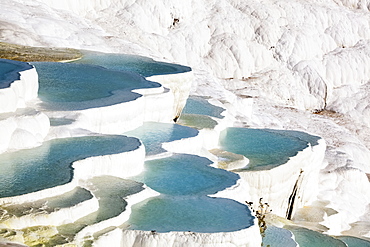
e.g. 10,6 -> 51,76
128,195 -> 254,233
135,153 -> 239,196
58,176 -> 145,236
336,235 -> 370,247
73,51 -> 191,77
284,226 -> 346,247
124,122 -> 199,156
32,51 -> 191,111
32,62 -> 161,110
178,114 -> 218,130
0,135 -> 140,197
0,58 -> 33,88
1,187 -> 93,218
219,128 -> 321,170
127,152 -> 249,233
181,96 -> 225,119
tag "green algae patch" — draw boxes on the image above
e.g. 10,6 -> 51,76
0,42 -> 82,62
0,226 -> 73,247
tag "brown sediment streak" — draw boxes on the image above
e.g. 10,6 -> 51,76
286,169 -> 304,220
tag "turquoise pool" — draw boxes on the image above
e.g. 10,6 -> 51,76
73,51 -> 191,77
136,153 -> 239,196
0,135 -> 140,197
32,51 -> 191,111
32,62 -> 160,110
126,149 -> 249,233
58,176 -> 145,236
336,236 -> 370,247
285,226 -> 346,247
219,128 -> 321,170
1,187 -> 93,218
87,176 -> 144,222
182,96 -> 225,119
124,122 -> 199,156
128,195 -> 254,233
262,226 -> 297,247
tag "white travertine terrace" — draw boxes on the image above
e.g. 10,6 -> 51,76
94,223 -> 262,247
0,58 -> 267,246
0,58 -> 333,246
0,60 -> 47,153
236,139 -> 326,218
0,141 -> 145,206
0,194 -> 99,229
147,70 -> 194,120
74,186 -> 160,245
42,72 -> 193,136
2,0 -> 369,243
0,109 -> 50,153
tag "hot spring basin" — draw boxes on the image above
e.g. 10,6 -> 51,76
336,236 -> 370,247
178,114 -> 218,130
219,128 -> 320,170
262,226 -> 297,247
136,153 -> 239,196
125,122 -> 199,156
0,135 -> 140,197
58,176 -> 145,235
85,176 -> 144,223
182,96 -> 225,119
32,62 -> 161,110
127,195 -> 254,233
1,187 -> 93,217
73,51 -> 191,77
285,226 -> 346,247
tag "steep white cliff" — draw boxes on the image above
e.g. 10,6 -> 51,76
0,60 -> 38,113
0,109 -> 49,153
0,59 -> 48,153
